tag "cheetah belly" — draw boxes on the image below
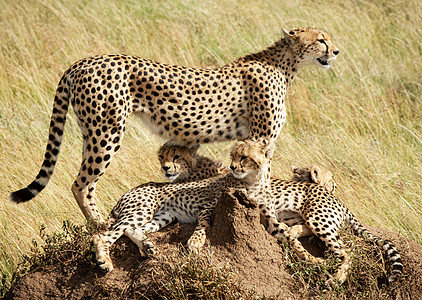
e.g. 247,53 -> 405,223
134,104 -> 249,145
167,206 -> 198,224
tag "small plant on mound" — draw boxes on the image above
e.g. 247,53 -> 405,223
145,245 -> 257,299
285,228 -> 400,299
11,221 -> 97,285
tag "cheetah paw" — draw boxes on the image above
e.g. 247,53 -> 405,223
143,241 -> 156,256
187,240 -> 202,253
98,259 -> 114,272
314,257 -> 324,264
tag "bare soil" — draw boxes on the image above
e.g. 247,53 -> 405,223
4,190 -> 422,299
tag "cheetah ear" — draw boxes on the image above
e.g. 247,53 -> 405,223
291,165 -> 299,173
310,165 -> 321,184
283,28 -> 295,37
283,28 -> 298,47
325,180 -> 336,194
283,28 -> 297,38
263,140 -> 274,159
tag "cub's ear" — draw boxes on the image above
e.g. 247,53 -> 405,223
325,180 -> 337,194
263,140 -> 274,159
310,165 -> 322,184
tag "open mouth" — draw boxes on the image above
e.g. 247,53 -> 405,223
232,172 -> 247,179
317,58 -> 331,68
165,173 -> 180,181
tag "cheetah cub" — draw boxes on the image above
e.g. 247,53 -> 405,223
157,142 -> 229,182
94,139 -> 301,272
278,165 -> 337,229
157,143 -> 403,284
157,142 -> 335,191
157,142 -> 336,228
291,165 -> 336,193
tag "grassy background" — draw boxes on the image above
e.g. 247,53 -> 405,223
1,0 -> 421,285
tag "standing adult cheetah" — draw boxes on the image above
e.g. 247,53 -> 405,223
10,28 -> 339,223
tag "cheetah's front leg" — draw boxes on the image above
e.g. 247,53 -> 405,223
187,205 -> 214,253
93,229 -> 124,272
125,210 -> 176,255
287,224 -> 314,238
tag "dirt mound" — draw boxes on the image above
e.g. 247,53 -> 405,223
4,191 -> 422,299
207,189 -> 294,298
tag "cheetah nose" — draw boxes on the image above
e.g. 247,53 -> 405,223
333,50 -> 340,56
230,165 -> 236,171
162,166 -> 170,172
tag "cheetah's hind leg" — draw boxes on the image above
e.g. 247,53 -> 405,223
261,204 -> 323,264
304,219 -> 350,284
72,124 -> 125,225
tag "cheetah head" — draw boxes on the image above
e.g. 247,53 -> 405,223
291,164 -> 337,193
230,139 -> 273,184
157,142 -> 199,181
283,27 -> 339,69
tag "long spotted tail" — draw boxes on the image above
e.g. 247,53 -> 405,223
9,75 -> 71,203
347,211 -> 403,283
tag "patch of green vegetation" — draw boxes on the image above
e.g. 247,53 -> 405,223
1,221 -> 97,298
284,228 -> 402,299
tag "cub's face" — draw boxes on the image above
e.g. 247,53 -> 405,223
157,143 -> 198,181
291,164 -> 337,193
229,140 -> 271,182
284,27 -> 339,69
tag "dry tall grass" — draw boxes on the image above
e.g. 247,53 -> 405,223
1,0 -> 421,286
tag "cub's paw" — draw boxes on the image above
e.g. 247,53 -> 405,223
97,258 -> 114,272
187,235 -> 205,253
143,240 -> 157,256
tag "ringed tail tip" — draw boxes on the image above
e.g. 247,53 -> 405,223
9,188 -> 36,203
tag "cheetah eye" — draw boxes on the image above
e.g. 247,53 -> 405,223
158,155 -> 164,161
173,155 -> 181,160
317,39 -> 326,44
240,155 -> 248,161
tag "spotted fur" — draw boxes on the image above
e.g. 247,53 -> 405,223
157,142 -> 229,182
93,139 -> 291,271
268,180 -> 403,284
157,143 -> 403,284
10,28 -> 339,223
